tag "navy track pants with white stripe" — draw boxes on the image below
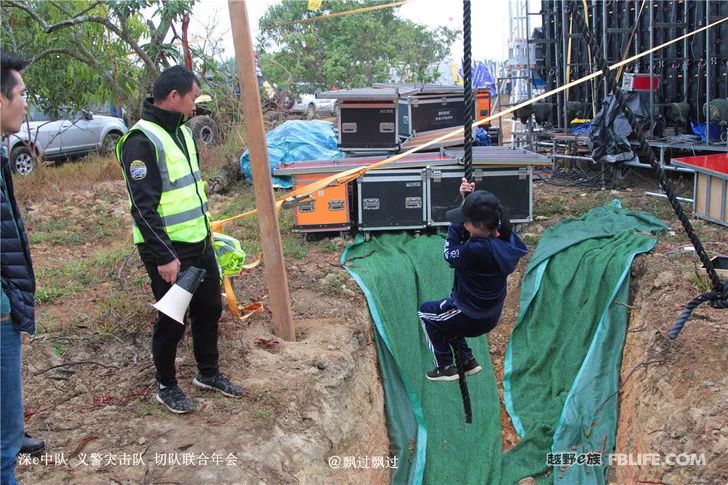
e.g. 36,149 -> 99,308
418,298 -> 500,367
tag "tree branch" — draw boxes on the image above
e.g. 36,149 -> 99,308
28,48 -> 126,100
5,0 -> 155,70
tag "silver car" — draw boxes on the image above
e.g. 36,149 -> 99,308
4,105 -> 128,175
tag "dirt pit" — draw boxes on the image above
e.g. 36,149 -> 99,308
13,164 -> 728,484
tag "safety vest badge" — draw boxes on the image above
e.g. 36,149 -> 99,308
130,160 -> 147,180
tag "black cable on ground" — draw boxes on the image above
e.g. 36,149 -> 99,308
565,0 -> 727,339
535,166 -> 616,189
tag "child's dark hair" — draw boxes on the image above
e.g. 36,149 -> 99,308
472,203 -> 512,241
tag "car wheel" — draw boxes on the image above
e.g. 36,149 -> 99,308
186,115 -> 220,147
101,131 -> 123,155
304,103 -> 316,120
9,146 -> 35,175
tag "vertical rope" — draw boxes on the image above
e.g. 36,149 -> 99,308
451,0 -> 474,425
565,0 -> 726,338
463,0 -> 474,183
450,337 -> 472,424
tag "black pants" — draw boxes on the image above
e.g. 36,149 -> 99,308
143,241 -> 222,387
418,298 -> 500,367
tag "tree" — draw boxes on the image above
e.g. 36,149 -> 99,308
256,0 -> 458,92
1,0 -> 195,117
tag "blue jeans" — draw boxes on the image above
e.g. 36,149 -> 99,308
0,318 -> 22,485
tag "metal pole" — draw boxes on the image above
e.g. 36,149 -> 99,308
649,0 -> 654,137
683,1 -> 689,102
602,0 -> 608,99
706,0 -> 711,146
526,0 -> 533,149
634,0 -> 639,63
561,0 -> 568,130
554,1 -> 563,128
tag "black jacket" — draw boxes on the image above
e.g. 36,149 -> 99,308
444,223 -> 528,319
1,149 -> 36,334
119,99 -> 210,265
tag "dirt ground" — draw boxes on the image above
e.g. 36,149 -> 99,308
11,151 -> 727,484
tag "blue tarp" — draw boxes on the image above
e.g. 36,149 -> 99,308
691,121 -> 722,143
240,120 -> 343,189
474,127 -> 491,146
572,122 -> 592,135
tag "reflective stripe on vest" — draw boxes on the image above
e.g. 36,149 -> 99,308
117,119 -> 210,244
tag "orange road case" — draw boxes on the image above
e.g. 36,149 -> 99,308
292,173 -> 352,233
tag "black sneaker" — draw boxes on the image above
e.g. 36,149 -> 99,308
156,385 -> 196,414
193,372 -> 243,397
426,365 -> 459,382
18,433 -> 45,458
463,357 -> 483,376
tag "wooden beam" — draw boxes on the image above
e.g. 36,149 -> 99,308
227,0 -> 295,341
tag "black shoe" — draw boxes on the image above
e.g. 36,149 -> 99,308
463,357 -> 483,376
193,372 -> 243,397
18,433 -> 45,458
156,385 -> 196,414
426,365 -> 459,382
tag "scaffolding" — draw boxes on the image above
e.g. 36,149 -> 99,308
499,0 -> 542,149
534,0 -> 728,155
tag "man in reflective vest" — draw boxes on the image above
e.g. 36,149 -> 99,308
117,66 -> 242,414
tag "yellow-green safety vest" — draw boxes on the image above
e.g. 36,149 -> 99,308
117,119 -> 210,244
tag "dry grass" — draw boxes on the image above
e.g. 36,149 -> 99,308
14,153 -> 122,202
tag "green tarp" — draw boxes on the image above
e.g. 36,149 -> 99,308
343,233 -> 503,484
503,201 -> 667,483
342,201 -> 666,484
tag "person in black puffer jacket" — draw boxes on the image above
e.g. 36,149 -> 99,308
1,52 -> 39,485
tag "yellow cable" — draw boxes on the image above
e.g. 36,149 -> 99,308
581,0 -> 596,117
269,0 -> 410,29
566,13 -> 573,103
616,0 -> 648,84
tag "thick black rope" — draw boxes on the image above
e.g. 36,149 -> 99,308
450,337 -> 472,424
565,0 -> 727,339
448,0 -> 474,425
463,0 -> 474,183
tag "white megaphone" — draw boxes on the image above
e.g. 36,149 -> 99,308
152,266 -> 207,324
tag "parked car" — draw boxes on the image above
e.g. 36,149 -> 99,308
4,105 -> 128,175
289,83 -> 336,119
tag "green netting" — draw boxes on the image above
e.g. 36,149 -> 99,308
502,201 -> 667,483
342,201 -> 666,485
342,232 -> 504,484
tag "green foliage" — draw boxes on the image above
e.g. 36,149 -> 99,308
257,0 -> 458,90
0,0 -> 195,116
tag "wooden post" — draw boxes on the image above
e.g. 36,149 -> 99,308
227,0 -> 295,341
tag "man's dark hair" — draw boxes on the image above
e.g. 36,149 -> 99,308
152,65 -> 200,101
1,52 -> 29,99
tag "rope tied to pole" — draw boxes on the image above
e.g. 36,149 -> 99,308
564,0 -> 726,339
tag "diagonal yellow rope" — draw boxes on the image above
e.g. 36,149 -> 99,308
269,0 -> 410,29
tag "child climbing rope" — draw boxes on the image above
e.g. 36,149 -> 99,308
419,179 -> 528,381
